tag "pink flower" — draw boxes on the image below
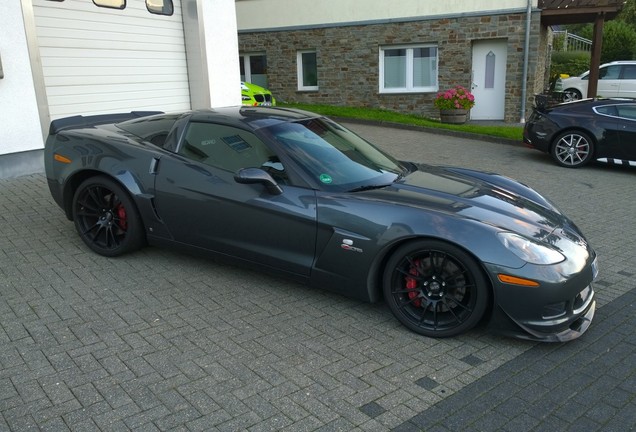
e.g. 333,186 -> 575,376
433,85 -> 476,111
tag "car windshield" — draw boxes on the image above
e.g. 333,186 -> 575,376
262,117 -> 406,191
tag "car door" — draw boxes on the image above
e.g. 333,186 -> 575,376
614,104 -> 636,162
153,121 -> 318,276
596,65 -> 622,98
618,64 -> 636,99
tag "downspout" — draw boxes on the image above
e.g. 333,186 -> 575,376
520,0 -> 532,123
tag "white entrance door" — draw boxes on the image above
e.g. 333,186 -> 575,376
471,40 -> 507,120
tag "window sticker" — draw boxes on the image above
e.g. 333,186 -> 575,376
319,174 -> 333,184
222,135 -> 251,152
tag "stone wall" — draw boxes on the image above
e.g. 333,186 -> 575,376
239,11 -> 544,123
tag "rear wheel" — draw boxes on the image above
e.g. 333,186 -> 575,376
551,131 -> 594,168
72,176 -> 145,257
383,240 -> 489,338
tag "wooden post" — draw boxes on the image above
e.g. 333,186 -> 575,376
587,13 -> 605,99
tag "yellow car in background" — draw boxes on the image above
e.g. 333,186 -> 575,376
241,82 -> 276,106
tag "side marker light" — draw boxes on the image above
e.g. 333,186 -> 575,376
498,274 -> 540,287
54,153 -> 72,164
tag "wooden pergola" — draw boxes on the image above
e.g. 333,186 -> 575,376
539,0 -> 626,97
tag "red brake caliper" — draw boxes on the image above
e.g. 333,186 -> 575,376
406,259 -> 421,307
115,204 -> 128,230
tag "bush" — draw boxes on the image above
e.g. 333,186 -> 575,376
550,51 -> 591,81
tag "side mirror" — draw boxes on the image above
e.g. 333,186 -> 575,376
234,167 -> 283,195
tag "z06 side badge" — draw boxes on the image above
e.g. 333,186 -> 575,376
341,239 -> 363,253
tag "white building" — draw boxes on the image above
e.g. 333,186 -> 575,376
1,0 -> 241,179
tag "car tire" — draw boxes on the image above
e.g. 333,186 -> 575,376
383,240 -> 489,338
551,131 -> 595,168
72,176 -> 145,257
562,89 -> 582,102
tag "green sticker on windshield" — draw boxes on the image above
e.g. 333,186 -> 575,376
319,174 -> 333,184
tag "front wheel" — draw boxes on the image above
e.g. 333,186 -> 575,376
551,131 -> 594,168
383,240 -> 489,338
72,176 -> 145,257
562,89 -> 582,103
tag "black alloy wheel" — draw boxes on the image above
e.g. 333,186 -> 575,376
383,240 -> 488,338
72,176 -> 145,257
551,131 -> 594,168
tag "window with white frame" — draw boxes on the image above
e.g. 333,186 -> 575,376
240,53 -> 269,88
379,45 -> 438,93
297,50 -> 318,91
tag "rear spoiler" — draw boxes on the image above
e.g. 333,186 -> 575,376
48,111 -> 163,135
534,94 -> 550,112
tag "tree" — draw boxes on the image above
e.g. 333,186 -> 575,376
575,21 -> 636,62
598,20 -> 636,61
618,0 -> 636,26
564,11 -> 636,62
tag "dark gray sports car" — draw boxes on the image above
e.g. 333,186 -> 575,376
45,106 -> 598,341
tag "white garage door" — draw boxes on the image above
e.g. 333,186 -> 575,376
33,0 -> 191,120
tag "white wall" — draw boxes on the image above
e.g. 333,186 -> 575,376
0,2 -> 44,157
0,0 -> 240,179
236,0 -> 537,30
183,0 -> 242,108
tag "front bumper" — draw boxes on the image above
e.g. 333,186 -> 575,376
485,252 -> 598,342
491,287 -> 595,342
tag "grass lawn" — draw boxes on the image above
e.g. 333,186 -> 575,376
280,102 -> 524,142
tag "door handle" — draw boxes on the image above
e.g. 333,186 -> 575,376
149,157 -> 160,174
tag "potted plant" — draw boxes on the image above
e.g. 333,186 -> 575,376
434,85 -> 475,124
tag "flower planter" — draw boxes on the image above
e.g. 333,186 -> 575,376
439,109 -> 468,124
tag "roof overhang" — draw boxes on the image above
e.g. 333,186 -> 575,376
539,0 -> 625,25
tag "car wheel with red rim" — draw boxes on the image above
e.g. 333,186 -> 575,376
383,240 -> 489,338
72,176 -> 145,257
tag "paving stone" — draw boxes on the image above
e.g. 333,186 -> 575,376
2,126 -> 636,431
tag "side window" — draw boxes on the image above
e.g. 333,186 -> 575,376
621,65 -> 636,80
595,105 -> 619,117
179,123 -> 287,182
297,50 -> 318,91
616,105 -> 636,120
116,114 -> 181,147
599,65 -> 621,80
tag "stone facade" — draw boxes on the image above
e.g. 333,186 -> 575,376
238,11 -> 546,123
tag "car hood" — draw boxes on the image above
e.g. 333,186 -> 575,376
366,164 -> 570,240
560,75 -> 584,85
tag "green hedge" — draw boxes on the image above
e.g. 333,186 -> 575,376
550,51 -> 591,79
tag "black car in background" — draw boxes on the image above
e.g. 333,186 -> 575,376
45,106 -> 597,341
524,97 -> 636,168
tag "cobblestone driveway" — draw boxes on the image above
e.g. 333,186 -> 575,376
1,123 -> 634,431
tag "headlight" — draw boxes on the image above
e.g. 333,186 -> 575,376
497,232 -> 565,265
242,95 -> 251,101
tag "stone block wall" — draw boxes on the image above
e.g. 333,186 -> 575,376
239,11 -> 544,123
